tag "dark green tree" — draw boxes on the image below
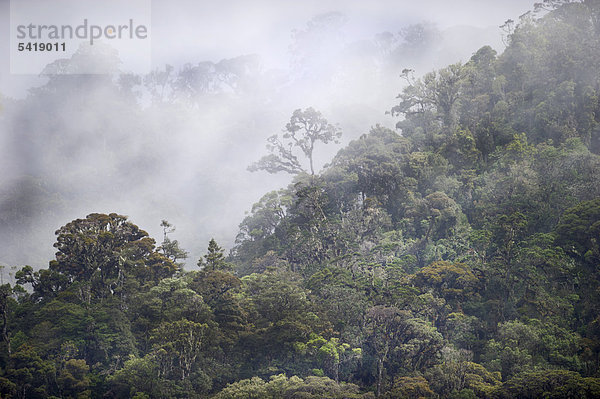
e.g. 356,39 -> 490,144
198,239 -> 231,271
49,213 -> 178,304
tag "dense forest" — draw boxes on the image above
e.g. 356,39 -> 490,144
2,1 -> 600,397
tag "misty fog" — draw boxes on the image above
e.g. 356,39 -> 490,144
0,0 -> 532,272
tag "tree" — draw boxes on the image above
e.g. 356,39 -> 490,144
130,276 -> 212,355
533,0 -> 600,35
383,376 -> 435,399
486,212 -> 529,321
298,334 -> 362,382
5,344 -> 55,398
240,269 -> 325,369
412,261 -> 479,309
233,189 -> 293,272
151,319 -> 209,381
0,284 -> 15,354
365,306 -> 443,396
144,64 -> 175,104
391,63 -> 465,144
15,266 -> 70,302
213,374 -> 370,399
56,358 -> 91,398
49,213 -> 177,304
108,354 -> 160,398
188,270 -> 245,346
493,369 -> 600,398
198,239 -> 231,271
249,108 -> 341,176
325,125 -> 412,221
555,198 -> 600,263
365,306 -> 405,397
158,220 -> 188,268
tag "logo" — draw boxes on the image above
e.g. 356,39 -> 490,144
16,19 -> 148,45
10,0 -> 152,75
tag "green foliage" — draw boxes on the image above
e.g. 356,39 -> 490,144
48,213 -> 178,304
151,319 -> 210,381
6,344 -> 55,398
297,334 -> 361,382
213,374 -> 371,399
382,375 -> 435,399
492,369 -> 600,399
365,306 -> 444,396
412,261 -> 478,305
158,220 -> 188,268
2,2 -> 600,397
556,198 -> 600,263
108,354 -> 160,397
483,319 -> 580,380
57,358 -> 91,398
199,239 -> 232,272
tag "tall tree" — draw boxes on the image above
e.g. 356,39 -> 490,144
158,220 -> 189,268
198,239 -> 231,271
50,213 -> 177,304
249,108 -> 341,176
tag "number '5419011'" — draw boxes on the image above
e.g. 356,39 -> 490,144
18,42 -> 66,51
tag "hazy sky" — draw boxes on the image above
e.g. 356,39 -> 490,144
0,0 -> 535,270
149,0 -> 530,66
1,0 -> 532,96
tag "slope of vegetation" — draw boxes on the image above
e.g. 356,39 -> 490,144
2,1 -> 600,398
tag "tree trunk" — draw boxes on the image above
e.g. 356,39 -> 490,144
0,294 -> 10,354
377,357 -> 384,397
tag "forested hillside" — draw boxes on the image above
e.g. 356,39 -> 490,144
2,1 -> 600,398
